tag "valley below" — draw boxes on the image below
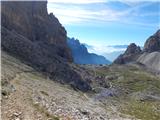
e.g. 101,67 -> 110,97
2,51 -> 160,120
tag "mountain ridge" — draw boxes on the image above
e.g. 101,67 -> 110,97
67,37 -> 111,64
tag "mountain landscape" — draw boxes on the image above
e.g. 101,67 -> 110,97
67,37 -> 111,64
1,1 -> 160,120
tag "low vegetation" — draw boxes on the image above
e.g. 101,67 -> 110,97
94,64 -> 160,120
2,51 -> 160,120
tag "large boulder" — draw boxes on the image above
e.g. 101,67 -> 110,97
137,30 -> 160,72
1,1 -> 91,92
137,52 -> 160,72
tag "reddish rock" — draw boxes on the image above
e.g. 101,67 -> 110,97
143,30 -> 160,52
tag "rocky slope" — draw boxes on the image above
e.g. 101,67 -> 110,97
2,51 -> 160,120
1,1 -> 91,91
1,51 -> 129,120
114,30 -> 160,72
67,37 -> 111,64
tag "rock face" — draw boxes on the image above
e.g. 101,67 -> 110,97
137,29 -> 160,72
67,38 -> 111,64
137,52 -> 160,72
143,30 -> 160,52
114,43 -> 142,64
1,1 -> 91,91
2,1 -> 72,61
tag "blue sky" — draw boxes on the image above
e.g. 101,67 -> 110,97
47,0 -> 159,53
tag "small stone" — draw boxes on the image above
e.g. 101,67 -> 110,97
15,118 -> 20,120
34,101 -> 39,105
79,109 -> 89,115
13,112 -> 19,117
47,118 -> 53,120
4,96 -> 8,99
100,116 -> 105,120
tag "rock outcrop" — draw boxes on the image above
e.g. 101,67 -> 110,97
143,30 -> 160,52
137,29 -> 160,72
1,1 -> 91,91
2,1 -> 72,61
137,52 -> 160,72
67,37 -> 111,64
113,43 -> 142,64
114,29 -> 160,72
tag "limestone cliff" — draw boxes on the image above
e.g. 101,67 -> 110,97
1,1 -> 91,91
2,1 -> 72,61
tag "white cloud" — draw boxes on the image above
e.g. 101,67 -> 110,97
118,0 -> 158,5
87,45 -> 127,54
48,0 -> 158,4
48,0 -> 106,4
47,1 -> 159,26
85,44 -> 127,61
48,4 -> 125,25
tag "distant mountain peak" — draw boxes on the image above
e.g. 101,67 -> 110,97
67,38 -> 111,64
124,43 -> 142,55
113,43 -> 141,64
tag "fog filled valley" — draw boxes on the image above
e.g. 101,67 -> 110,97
1,1 -> 160,120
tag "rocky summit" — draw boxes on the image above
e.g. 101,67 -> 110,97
143,30 -> 160,52
114,30 -> 160,73
1,1 -> 91,92
113,43 -> 142,64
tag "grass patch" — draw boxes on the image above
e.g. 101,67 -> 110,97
96,64 -> 160,120
121,100 -> 160,120
40,90 -> 49,96
33,102 -> 60,120
110,69 -> 160,93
